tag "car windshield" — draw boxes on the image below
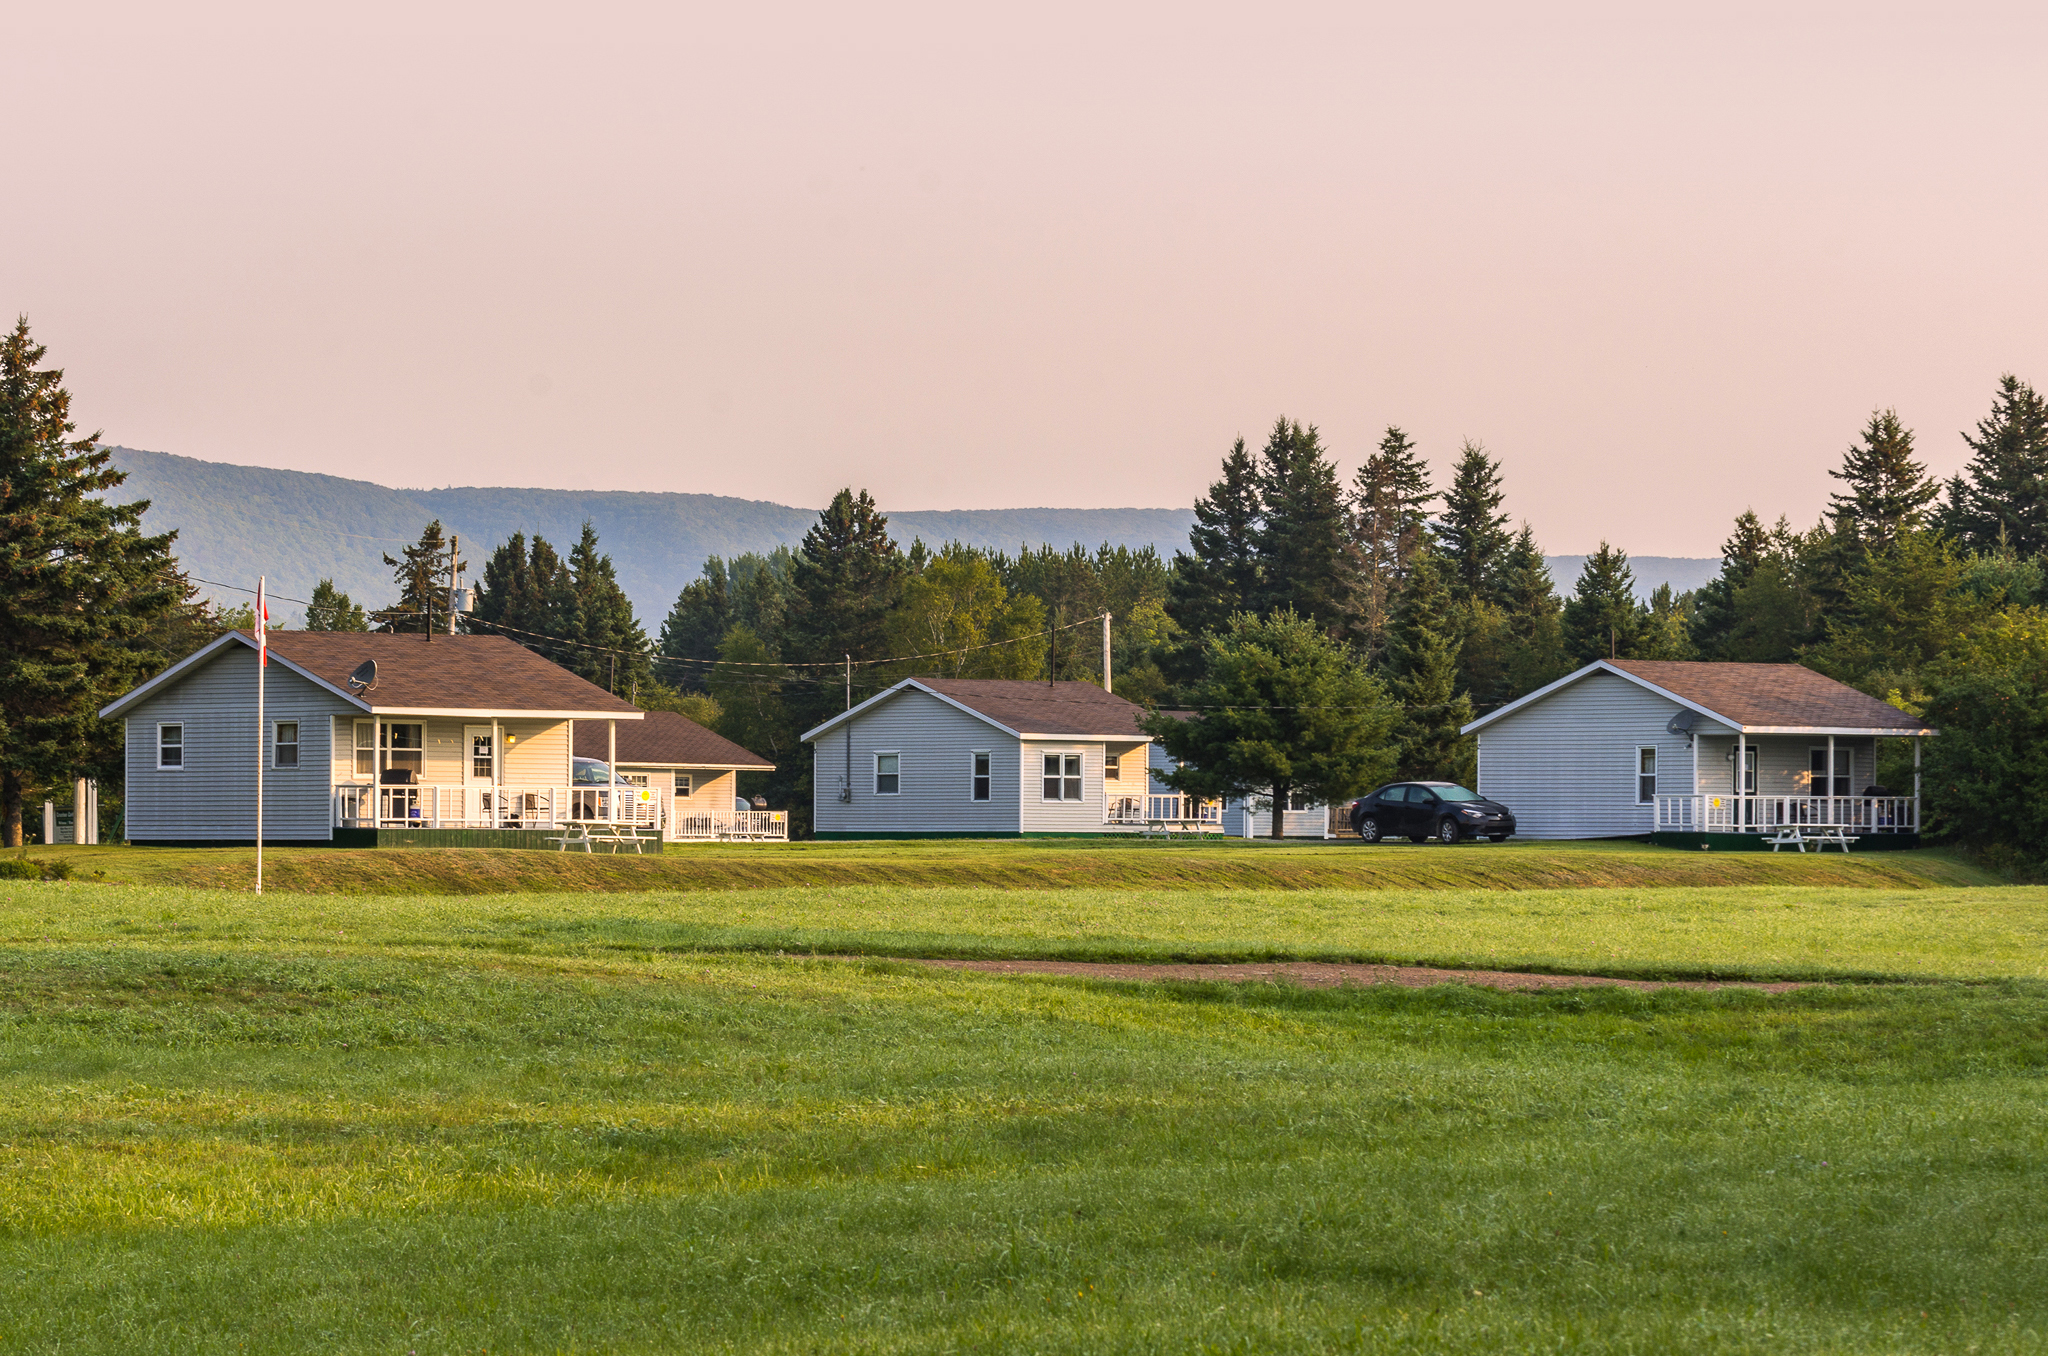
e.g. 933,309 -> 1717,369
572,758 -> 616,785
1430,785 -> 1482,801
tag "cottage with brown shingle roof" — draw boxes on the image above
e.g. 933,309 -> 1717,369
100,630 -> 663,847
1461,660 -> 1936,845
802,677 -> 1199,838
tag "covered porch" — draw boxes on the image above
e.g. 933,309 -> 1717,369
1106,792 -> 1225,835
1651,728 -> 1923,844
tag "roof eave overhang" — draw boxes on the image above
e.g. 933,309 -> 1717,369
614,760 -> 777,772
1727,725 -> 1938,737
803,679 -> 1025,742
371,707 -> 645,720
99,632 -> 373,719
1017,732 -> 1153,742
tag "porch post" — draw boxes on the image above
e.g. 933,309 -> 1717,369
608,720 -> 617,823
1827,734 -> 1836,826
1736,731 -> 1746,830
1913,736 -> 1921,831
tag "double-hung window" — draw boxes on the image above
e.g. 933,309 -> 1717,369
157,723 -> 183,770
274,721 -> 299,769
674,772 -> 693,797
1808,749 -> 1850,798
1637,748 -> 1657,804
353,721 -> 376,778
1286,789 -> 1313,812
971,752 -> 991,801
1041,753 -> 1082,801
874,753 -> 900,795
1104,753 -> 1120,782
382,722 -> 425,777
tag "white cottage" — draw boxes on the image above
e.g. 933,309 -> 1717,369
100,630 -> 653,846
1462,659 -> 1934,844
803,678 -> 1220,838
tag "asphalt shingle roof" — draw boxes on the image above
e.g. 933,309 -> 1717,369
259,631 -> 640,715
573,710 -> 774,769
1606,660 -> 1928,731
913,678 -> 1149,738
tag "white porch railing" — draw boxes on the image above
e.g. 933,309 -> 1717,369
1654,794 -> 1918,834
670,810 -> 790,842
1106,793 -> 1224,832
336,783 -> 661,831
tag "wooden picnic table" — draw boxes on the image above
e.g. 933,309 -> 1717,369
1764,827 -> 1859,853
546,823 -> 648,853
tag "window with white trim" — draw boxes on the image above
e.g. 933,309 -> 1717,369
353,720 -> 376,778
1104,753 -> 1120,781
157,723 -> 183,770
674,771 -> 693,797
273,721 -> 298,769
1286,789 -> 1313,812
1637,747 -> 1657,804
381,722 -> 424,777
971,752 -> 991,801
1041,753 -> 1082,801
875,752 -> 900,795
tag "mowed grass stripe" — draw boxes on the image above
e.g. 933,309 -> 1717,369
6,879 -> 2046,980
14,838 -> 1995,895
0,944 -> 2041,1352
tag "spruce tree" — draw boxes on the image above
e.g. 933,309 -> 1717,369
1435,440 -> 1513,606
563,522 -> 651,697
1947,374 -> 2048,555
1250,417 -> 1354,633
1496,526 -> 1569,696
1559,543 -> 1644,664
305,579 -> 369,631
1686,510 -> 1770,660
376,521 -> 460,635
657,559 -> 732,691
784,489 -> 906,726
1166,436 -> 1263,642
1828,409 -> 1938,550
0,317 -> 180,846
1349,425 -> 1434,661
1381,553 -> 1477,782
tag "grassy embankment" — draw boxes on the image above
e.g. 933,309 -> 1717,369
0,883 -> 2044,1352
13,835 -> 1997,894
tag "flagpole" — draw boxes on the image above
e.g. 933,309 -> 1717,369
256,575 -> 266,895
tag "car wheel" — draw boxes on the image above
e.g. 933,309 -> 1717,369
1435,818 -> 1460,844
1487,833 -> 1509,843
1357,818 -> 1382,843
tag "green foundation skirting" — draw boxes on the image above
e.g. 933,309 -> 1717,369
1648,830 -> 1922,852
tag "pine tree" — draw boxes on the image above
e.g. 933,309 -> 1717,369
1381,553 -> 1476,782
1685,510 -> 1770,660
1829,409 -> 1938,550
1496,526 -> 1569,697
1559,543 -> 1644,665
1249,417 -> 1354,632
376,521 -> 461,635
1349,425 -> 1435,660
563,522 -> 651,697
305,579 -> 369,631
1944,374 -> 2048,555
1435,440 -> 1513,606
657,559 -> 732,691
1166,436 -> 1263,642
0,317 -> 181,846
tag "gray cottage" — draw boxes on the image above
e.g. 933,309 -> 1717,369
1462,659 -> 1935,845
101,630 -> 651,846
803,678 -> 1217,838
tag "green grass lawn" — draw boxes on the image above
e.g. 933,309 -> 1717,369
14,836 -> 1998,894
1,871 -> 2044,1351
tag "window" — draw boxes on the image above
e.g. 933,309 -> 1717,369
674,771 -> 693,797
1042,753 -> 1082,801
1637,747 -> 1657,804
875,753 -> 900,795
274,721 -> 299,769
157,723 -> 183,770
1104,753 -> 1120,781
972,752 -> 991,801
354,721 -> 376,778
1809,749 -> 1851,797
1287,789 -> 1314,812
381,722 -> 424,776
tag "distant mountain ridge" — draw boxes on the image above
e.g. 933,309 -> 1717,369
103,447 -> 1721,625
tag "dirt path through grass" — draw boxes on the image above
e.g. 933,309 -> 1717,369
904,957 -> 1811,991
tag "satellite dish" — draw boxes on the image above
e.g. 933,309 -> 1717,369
1666,709 -> 1697,736
347,659 -> 378,693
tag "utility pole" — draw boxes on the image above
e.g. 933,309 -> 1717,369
845,654 -> 851,711
447,534 -> 460,636
1101,612 -> 1112,694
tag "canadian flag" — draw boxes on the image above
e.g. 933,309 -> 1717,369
255,578 -> 269,667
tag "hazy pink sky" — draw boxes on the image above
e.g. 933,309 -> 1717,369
8,1 -> 2046,554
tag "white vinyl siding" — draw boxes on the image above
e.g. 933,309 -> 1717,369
1693,735 -> 1871,797
124,643 -> 347,841
1471,670 -> 1700,839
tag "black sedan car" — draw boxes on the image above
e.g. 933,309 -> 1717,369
1348,781 -> 1516,844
